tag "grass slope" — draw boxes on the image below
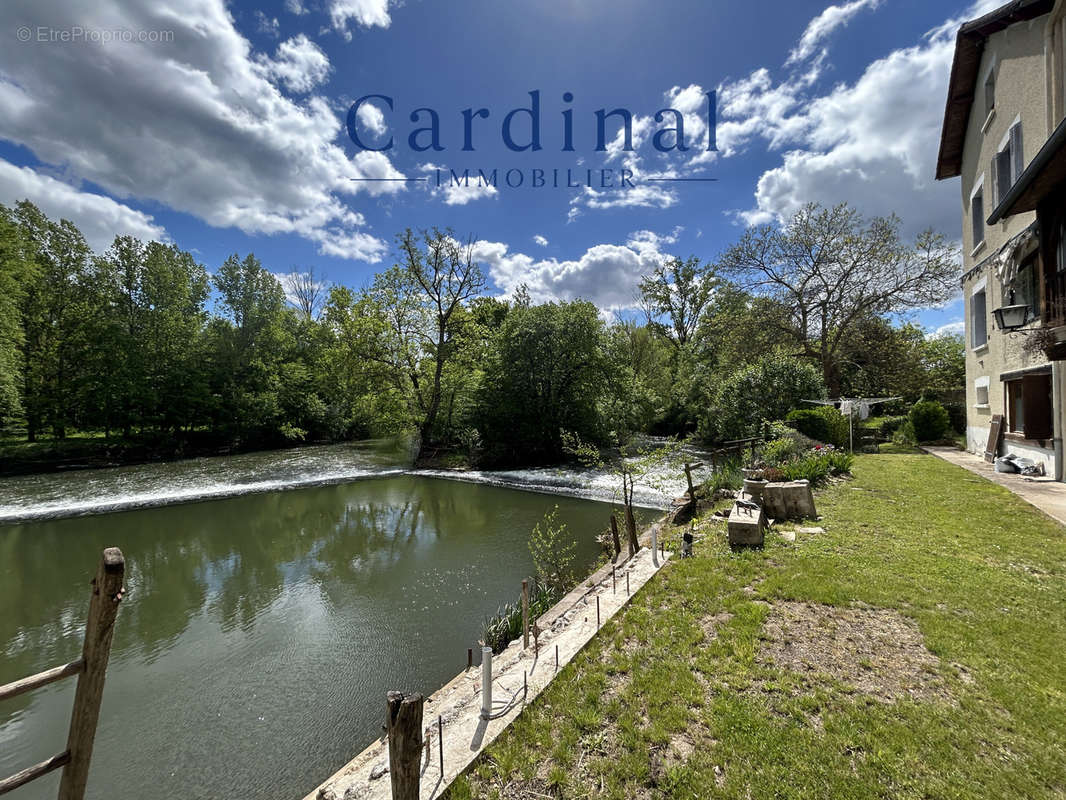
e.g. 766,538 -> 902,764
447,452 -> 1066,799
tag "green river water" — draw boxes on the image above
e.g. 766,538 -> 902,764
0,442 -> 661,800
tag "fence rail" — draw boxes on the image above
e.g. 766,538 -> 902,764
0,548 -> 125,800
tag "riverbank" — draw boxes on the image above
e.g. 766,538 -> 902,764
0,432 -> 365,478
305,515 -> 673,800
447,451 -> 1066,798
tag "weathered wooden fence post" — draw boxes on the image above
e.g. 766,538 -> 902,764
57,547 -> 124,800
521,579 -> 530,649
609,515 -> 621,563
386,692 -> 423,800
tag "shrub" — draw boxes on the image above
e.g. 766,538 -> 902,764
786,406 -> 849,448
529,507 -> 577,594
780,447 -> 854,485
762,437 -> 798,466
698,354 -> 826,442
482,580 -> 558,653
909,400 -> 950,442
893,419 -> 917,447
703,454 -> 743,495
877,416 -> 908,437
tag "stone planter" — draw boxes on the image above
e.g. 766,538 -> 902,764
742,478 -> 768,503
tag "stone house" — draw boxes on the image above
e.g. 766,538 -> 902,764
936,0 -> 1066,477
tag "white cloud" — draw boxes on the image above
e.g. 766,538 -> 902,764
931,320 -> 965,338
285,0 -> 309,15
0,0 -> 399,262
0,159 -> 167,251
356,101 -> 388,138
708,1 -> 1003,239
254,10 -> 280,37
258,34 -> 331,93
329,0 -> 394,38
473,229 -> 677,312
420,165 -> 499,206
532,235 -> 548,247
787,0 -> 884,65
734,36 -> 961,236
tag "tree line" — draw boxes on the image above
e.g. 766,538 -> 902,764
0,200 -> 963,467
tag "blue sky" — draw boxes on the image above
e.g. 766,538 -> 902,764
0,0 -> 1003,335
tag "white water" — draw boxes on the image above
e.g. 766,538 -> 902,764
0,437 -> 717,524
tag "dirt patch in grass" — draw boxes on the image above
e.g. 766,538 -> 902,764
700,611 -> 734,642
759,601 -> 950,703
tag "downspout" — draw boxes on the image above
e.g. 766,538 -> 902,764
1055,362 -> 1064,481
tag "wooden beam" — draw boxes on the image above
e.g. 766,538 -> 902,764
0,751 -> 70,796
0,659 -> 83,703
58,548 -> 125,800
386,692 -> 424,800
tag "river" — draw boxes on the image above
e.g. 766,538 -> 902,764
0,439 -> 708,800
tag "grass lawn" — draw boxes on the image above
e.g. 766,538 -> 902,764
447,452 -> 1066,799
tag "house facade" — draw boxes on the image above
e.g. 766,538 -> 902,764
936,0 -> 1066,478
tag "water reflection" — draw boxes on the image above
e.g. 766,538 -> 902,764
1,475 -> 639,800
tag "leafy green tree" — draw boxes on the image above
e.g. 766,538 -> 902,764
718,203 -> 958,393
478,300 -> 609,464
210,253 -> 291,442
638,255 -> 715,349
0,206 -> 35,424
699,353 -> 826,442
14,201 -> 94,439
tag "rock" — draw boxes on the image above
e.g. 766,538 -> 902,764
779,530 -> 796,542
761,480 -> 817,520
798,527 -> 825,535
727,501 -> 766,548
671,498 -> 697,525
369,763 -> 389,780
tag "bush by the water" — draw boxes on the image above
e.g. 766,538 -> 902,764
482,580 -> 558,654
909,399 -> 950,442
785,406 -> 849,448
705,454 -> 744,494
698,354 -> 825,442
780,446 -> 854,485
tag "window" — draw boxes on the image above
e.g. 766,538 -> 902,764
1004,372 -> 1053,440
972,287 -> 988,348
971,190 -> 985,249
984,68 -> 996,116
1015,254 -> 1039,319
1058,219 -> 1066,275
992,123 -> 1024,207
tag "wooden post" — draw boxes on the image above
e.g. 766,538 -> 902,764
386,692 -> 423,800
467,648 -> 473,670
609,515 -> 621,563
437,715 -> 443,777
58,547 -> 124,800
521,579 -> 529,649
